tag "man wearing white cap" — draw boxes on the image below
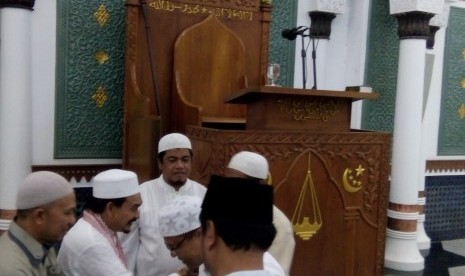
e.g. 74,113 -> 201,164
57,169 -> 142,276
226,151 -> 296,276
159,196 -> 204,276
0,171 -> 76,276
160,195 -> 284,276
120,133 -> 207,276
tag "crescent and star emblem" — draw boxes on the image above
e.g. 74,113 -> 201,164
342,164 -> 365,193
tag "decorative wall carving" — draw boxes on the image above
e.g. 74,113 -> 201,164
55,1 -> 125,158
148,0 -> 259,11
438,7 -> 465,155
362,0 -> 398,132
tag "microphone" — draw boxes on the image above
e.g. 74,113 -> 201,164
281,26 -> 308,41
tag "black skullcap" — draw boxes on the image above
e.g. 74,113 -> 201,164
201,175 -> 274,226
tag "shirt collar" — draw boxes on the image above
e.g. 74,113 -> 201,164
8,221 -> 48,265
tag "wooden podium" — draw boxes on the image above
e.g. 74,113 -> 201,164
187,87 -> 390,276
226,85 -> 378,132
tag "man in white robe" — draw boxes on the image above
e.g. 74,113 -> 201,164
120,133 -> 207,276
58,169 -> 142,276
225,151 -> 296,275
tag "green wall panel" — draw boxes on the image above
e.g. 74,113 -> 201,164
438,7 -> 465,155
55,0 -> 125,158
362,0 -> 398,132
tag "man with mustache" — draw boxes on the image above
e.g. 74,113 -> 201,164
58,169 -> 142,276
159,196 -> 203,276
0,171 -> 76,276
120,133 -> 207,276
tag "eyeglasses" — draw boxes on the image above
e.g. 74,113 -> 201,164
166,235 -> 187,252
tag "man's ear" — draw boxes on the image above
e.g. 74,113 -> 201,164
203,220 -> 217,250
104,201 -> 115,216
32,207 -> 46,224
157,158 -> 163,171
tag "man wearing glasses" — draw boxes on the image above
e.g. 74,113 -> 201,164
159,191 -> 284,276
159,196 -> 203,276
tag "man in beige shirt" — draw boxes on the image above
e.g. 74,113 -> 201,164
0,171 -> 76,276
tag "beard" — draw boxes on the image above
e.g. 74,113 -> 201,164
168,178 -> 188,190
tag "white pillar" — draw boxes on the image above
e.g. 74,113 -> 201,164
385,38 -> 426,271
390,39 -> 426,203
385,0 -> 444,269
0,6 -> 33,230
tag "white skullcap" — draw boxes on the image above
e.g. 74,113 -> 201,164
159,196 -> 202,237
227,151 -> 269,180
158,133 -> 192,153
16,171 -> 74,209
93,169 -> 140,199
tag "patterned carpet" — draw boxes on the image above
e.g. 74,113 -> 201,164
384,240 -> 465,276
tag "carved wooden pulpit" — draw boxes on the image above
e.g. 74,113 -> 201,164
187,86 -> 390,276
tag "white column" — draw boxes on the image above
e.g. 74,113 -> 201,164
385,38 -> 426,271
390,39 -> 426,204
0,7 -> 33,230
385,0 -> 444,270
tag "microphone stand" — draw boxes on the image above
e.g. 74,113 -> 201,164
311,38 -> 317,90
300,35 -> 307,89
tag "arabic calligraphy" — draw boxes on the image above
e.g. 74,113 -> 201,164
277,98 -> 341,122
150,0 -> 253,21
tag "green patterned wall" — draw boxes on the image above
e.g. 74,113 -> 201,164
268,0 -> 297,87
55,0 -> 125,158
362,0 -> 399,132
438,7 -> 465,155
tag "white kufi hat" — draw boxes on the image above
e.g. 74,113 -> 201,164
158,133 -> 192,153
93,169 -> 140,199
227,151 -> 269,180
159,196 -> 202,237
16,171 -> 74,209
